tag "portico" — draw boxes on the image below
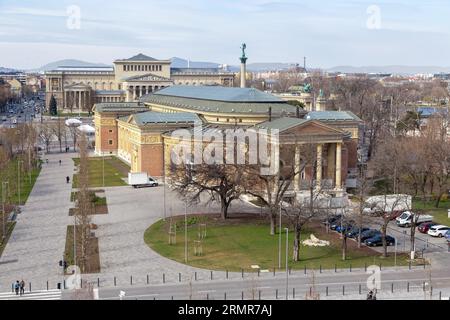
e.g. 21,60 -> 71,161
64,84 -> 92,112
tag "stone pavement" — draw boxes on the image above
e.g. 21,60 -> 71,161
0,152 -> 76,290
82,185 -> 263,287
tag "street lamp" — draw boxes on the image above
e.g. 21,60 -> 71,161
17,160 -> 23,206
2,181 -> 9,241
184,199 -> 188,263
102,156 -> 105,188
285,227 -> 289,300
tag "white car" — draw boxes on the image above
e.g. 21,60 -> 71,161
427,225 -> 450,237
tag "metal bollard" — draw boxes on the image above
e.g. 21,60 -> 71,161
379,263 -> 382,271
259,290 -> 261,300
293,288 -> 295,299
114,277 -> 117,286
326,286 -> 328,296
273,269 -> 275,277
391,283 -> 394,293
179,273 -> 181,282
46,281 -> 49,291
130,276 -> 133,286
342,285 -> 345,296
258,269 -> 260,277
226,270 -> 228,279
423,282 -> 425,291
207,293 -> 209,300
163,273 -> 165,283
289,267 -> 291,275
349,264 -> 352,272
195,272 -> 197,281
407,282 -> 410,292
224,292 -> 227,300
304,265 -> 306,275
97,278 -> 99,288
29,282 -> 31,293
276,289 -> 278,299
320,265 -> 322,273
365,263 -> 367,272
359,284 -> 361,295
241,269 -> 244,278
146,275 -> 149,284
439,291 -> 442,300
211,271 -> 213,280
409,261 -> 411,270
335,264 -> 337,273
241,291 -> 244,300
64,280 -> 66,289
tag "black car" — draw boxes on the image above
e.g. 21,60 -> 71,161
323,214 -> 342,225
346,227 -> 370,238
330,217 -> 344,230
364,235 -> 396,247
360,229 -> 382,242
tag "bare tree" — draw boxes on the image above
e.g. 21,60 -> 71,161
38,123 -> 54,153
51,118 -> 66,153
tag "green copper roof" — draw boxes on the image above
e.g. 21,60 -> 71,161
306,111 -> 361,122
152,86 -> 284,103
255,117 -> 308,132
121,111 -> 200,126
141,86 -> 297,116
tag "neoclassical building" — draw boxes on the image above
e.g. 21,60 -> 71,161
45,54 -> 235,113
93,86 -> 361,194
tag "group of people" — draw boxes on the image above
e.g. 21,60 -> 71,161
13,280 -> 26,296
366,290 -> 377,300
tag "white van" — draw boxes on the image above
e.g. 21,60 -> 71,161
396,211 -> 433,228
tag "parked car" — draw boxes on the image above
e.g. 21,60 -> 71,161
364,235 -> 396,247
335,221 -> 355,233
360,229 -> 382,242
322,214 -> 342,225
346,227 -> 370,238
444,230 -> 450,242
418,222 -> 437,234
330,217 -> 344,230
427,225 -> 450,238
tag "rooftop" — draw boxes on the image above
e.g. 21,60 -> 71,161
120,111 -> 200,126
306,111 -> 361,122
153,86 -> 284,103
93,102 -> 148,113
171,67 -> 233,75
255,117 -> 308,132
115,53 -> 164,62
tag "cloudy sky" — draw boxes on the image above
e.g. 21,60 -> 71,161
0,0 -> 449,69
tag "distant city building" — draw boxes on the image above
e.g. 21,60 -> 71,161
45,53 -> 235,113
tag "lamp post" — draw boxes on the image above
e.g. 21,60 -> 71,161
184,199 -> 188,263
2,181 -> 9,241
102,156 -> 105,188
17,160 -> 23,206
278,204 -> 282,269
285,227 -> 289,300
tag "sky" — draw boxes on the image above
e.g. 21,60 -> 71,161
0,0 -> 450,69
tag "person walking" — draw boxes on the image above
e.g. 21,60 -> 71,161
14,281 -> 19,296
66,176 -> 70,184
19,280 -> 25,296
59,160 -> 61,166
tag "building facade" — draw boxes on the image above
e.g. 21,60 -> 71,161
45,54 -> 235,113
93,86 -> 361,194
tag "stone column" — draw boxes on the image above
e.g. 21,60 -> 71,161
316,144 -> 323,188
294,144 -> 301,192
132,86 -> 136,101
335,142 -> 342,190
145,86 -> 149,95
126,86 -> 130,102
78,91 -> 82,111
327,143 -> 336,183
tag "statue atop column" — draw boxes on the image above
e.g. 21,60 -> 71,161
240,43 -> 248,64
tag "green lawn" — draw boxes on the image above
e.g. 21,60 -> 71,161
144,215 -> 410,272
413,199 -> 450,226
0,157 -> 41,205
72,157 -> 129,188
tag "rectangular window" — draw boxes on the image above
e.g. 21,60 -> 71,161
109,129 -> 113,133
108,140 -> 113,145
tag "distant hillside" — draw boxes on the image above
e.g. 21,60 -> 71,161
0,67 -> 19,73
327,65 -> 450,75
171,57 -> 221,69
31,59 -> 110,72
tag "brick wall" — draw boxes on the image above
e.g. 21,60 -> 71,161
139,143 -> 164,177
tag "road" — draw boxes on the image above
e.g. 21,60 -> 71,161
87,266 -> 450,300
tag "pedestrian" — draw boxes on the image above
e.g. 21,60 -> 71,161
66,176 -> 70,184
14,281 -> 19,296
19,280 -> 25,296
59,160 -> 62,166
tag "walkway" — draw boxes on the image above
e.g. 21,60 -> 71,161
0,153 -> 76,290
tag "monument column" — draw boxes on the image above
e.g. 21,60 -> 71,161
239,43 -> 248,88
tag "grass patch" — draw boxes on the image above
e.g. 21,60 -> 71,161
0,157 -> 41,205
64,225 -> 100,274
413,198 -> 450,226
144,214 -> 410,272
72,157 -> 129,188
69,190 -> 108,215
0,221 -> 16,258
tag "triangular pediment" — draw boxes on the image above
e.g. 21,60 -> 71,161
283,120 -> 345,136
123,73 -> 172,82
